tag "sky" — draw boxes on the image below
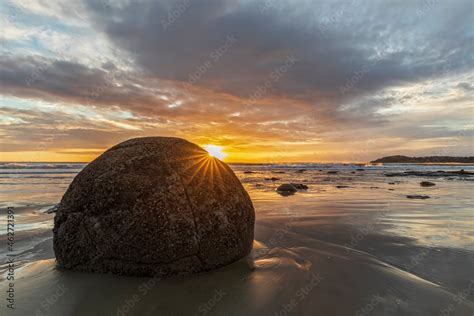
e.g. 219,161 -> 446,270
0,0 -> 473,163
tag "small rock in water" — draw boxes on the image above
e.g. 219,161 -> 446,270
277,183 -> 298,192
420,181 -> 436,187
388,182 -> 396,185
336,185 -> 350,189
406,195 -> 430,199
291,183 -> 309,190
272,171 -> 286,174
296,169 -> 306,173
276,183 -> 299,196
356,168 -> 365,171
243,171 -> 254,174
327,171 -> 338,174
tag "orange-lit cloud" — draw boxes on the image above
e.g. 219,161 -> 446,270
0,0 -> 473,162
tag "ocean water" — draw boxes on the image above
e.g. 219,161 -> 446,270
0,162 -> 473,315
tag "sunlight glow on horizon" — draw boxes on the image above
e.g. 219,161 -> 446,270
204,145 -> 227,160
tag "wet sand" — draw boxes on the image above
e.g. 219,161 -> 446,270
0,222 -> 472,315
0,164 -> 473,315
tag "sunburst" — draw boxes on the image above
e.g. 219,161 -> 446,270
204,145 -> 227,160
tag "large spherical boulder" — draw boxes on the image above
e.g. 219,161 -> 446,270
53,137 -> 255,277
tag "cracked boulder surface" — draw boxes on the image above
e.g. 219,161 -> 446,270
53,137 -> 255,277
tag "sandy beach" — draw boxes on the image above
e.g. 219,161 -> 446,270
2,0 -> 473,314
0,163 -> 473,315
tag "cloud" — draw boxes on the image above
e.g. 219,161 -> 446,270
0,0 -> 473,160
84,0 -> 473,100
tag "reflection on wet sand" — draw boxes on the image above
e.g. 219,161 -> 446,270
0,163 -> 473,315
2,225 -> 473,315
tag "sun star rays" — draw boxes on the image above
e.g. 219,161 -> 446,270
175,149 -> 227,190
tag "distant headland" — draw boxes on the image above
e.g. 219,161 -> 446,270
371,155 -> 474,164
